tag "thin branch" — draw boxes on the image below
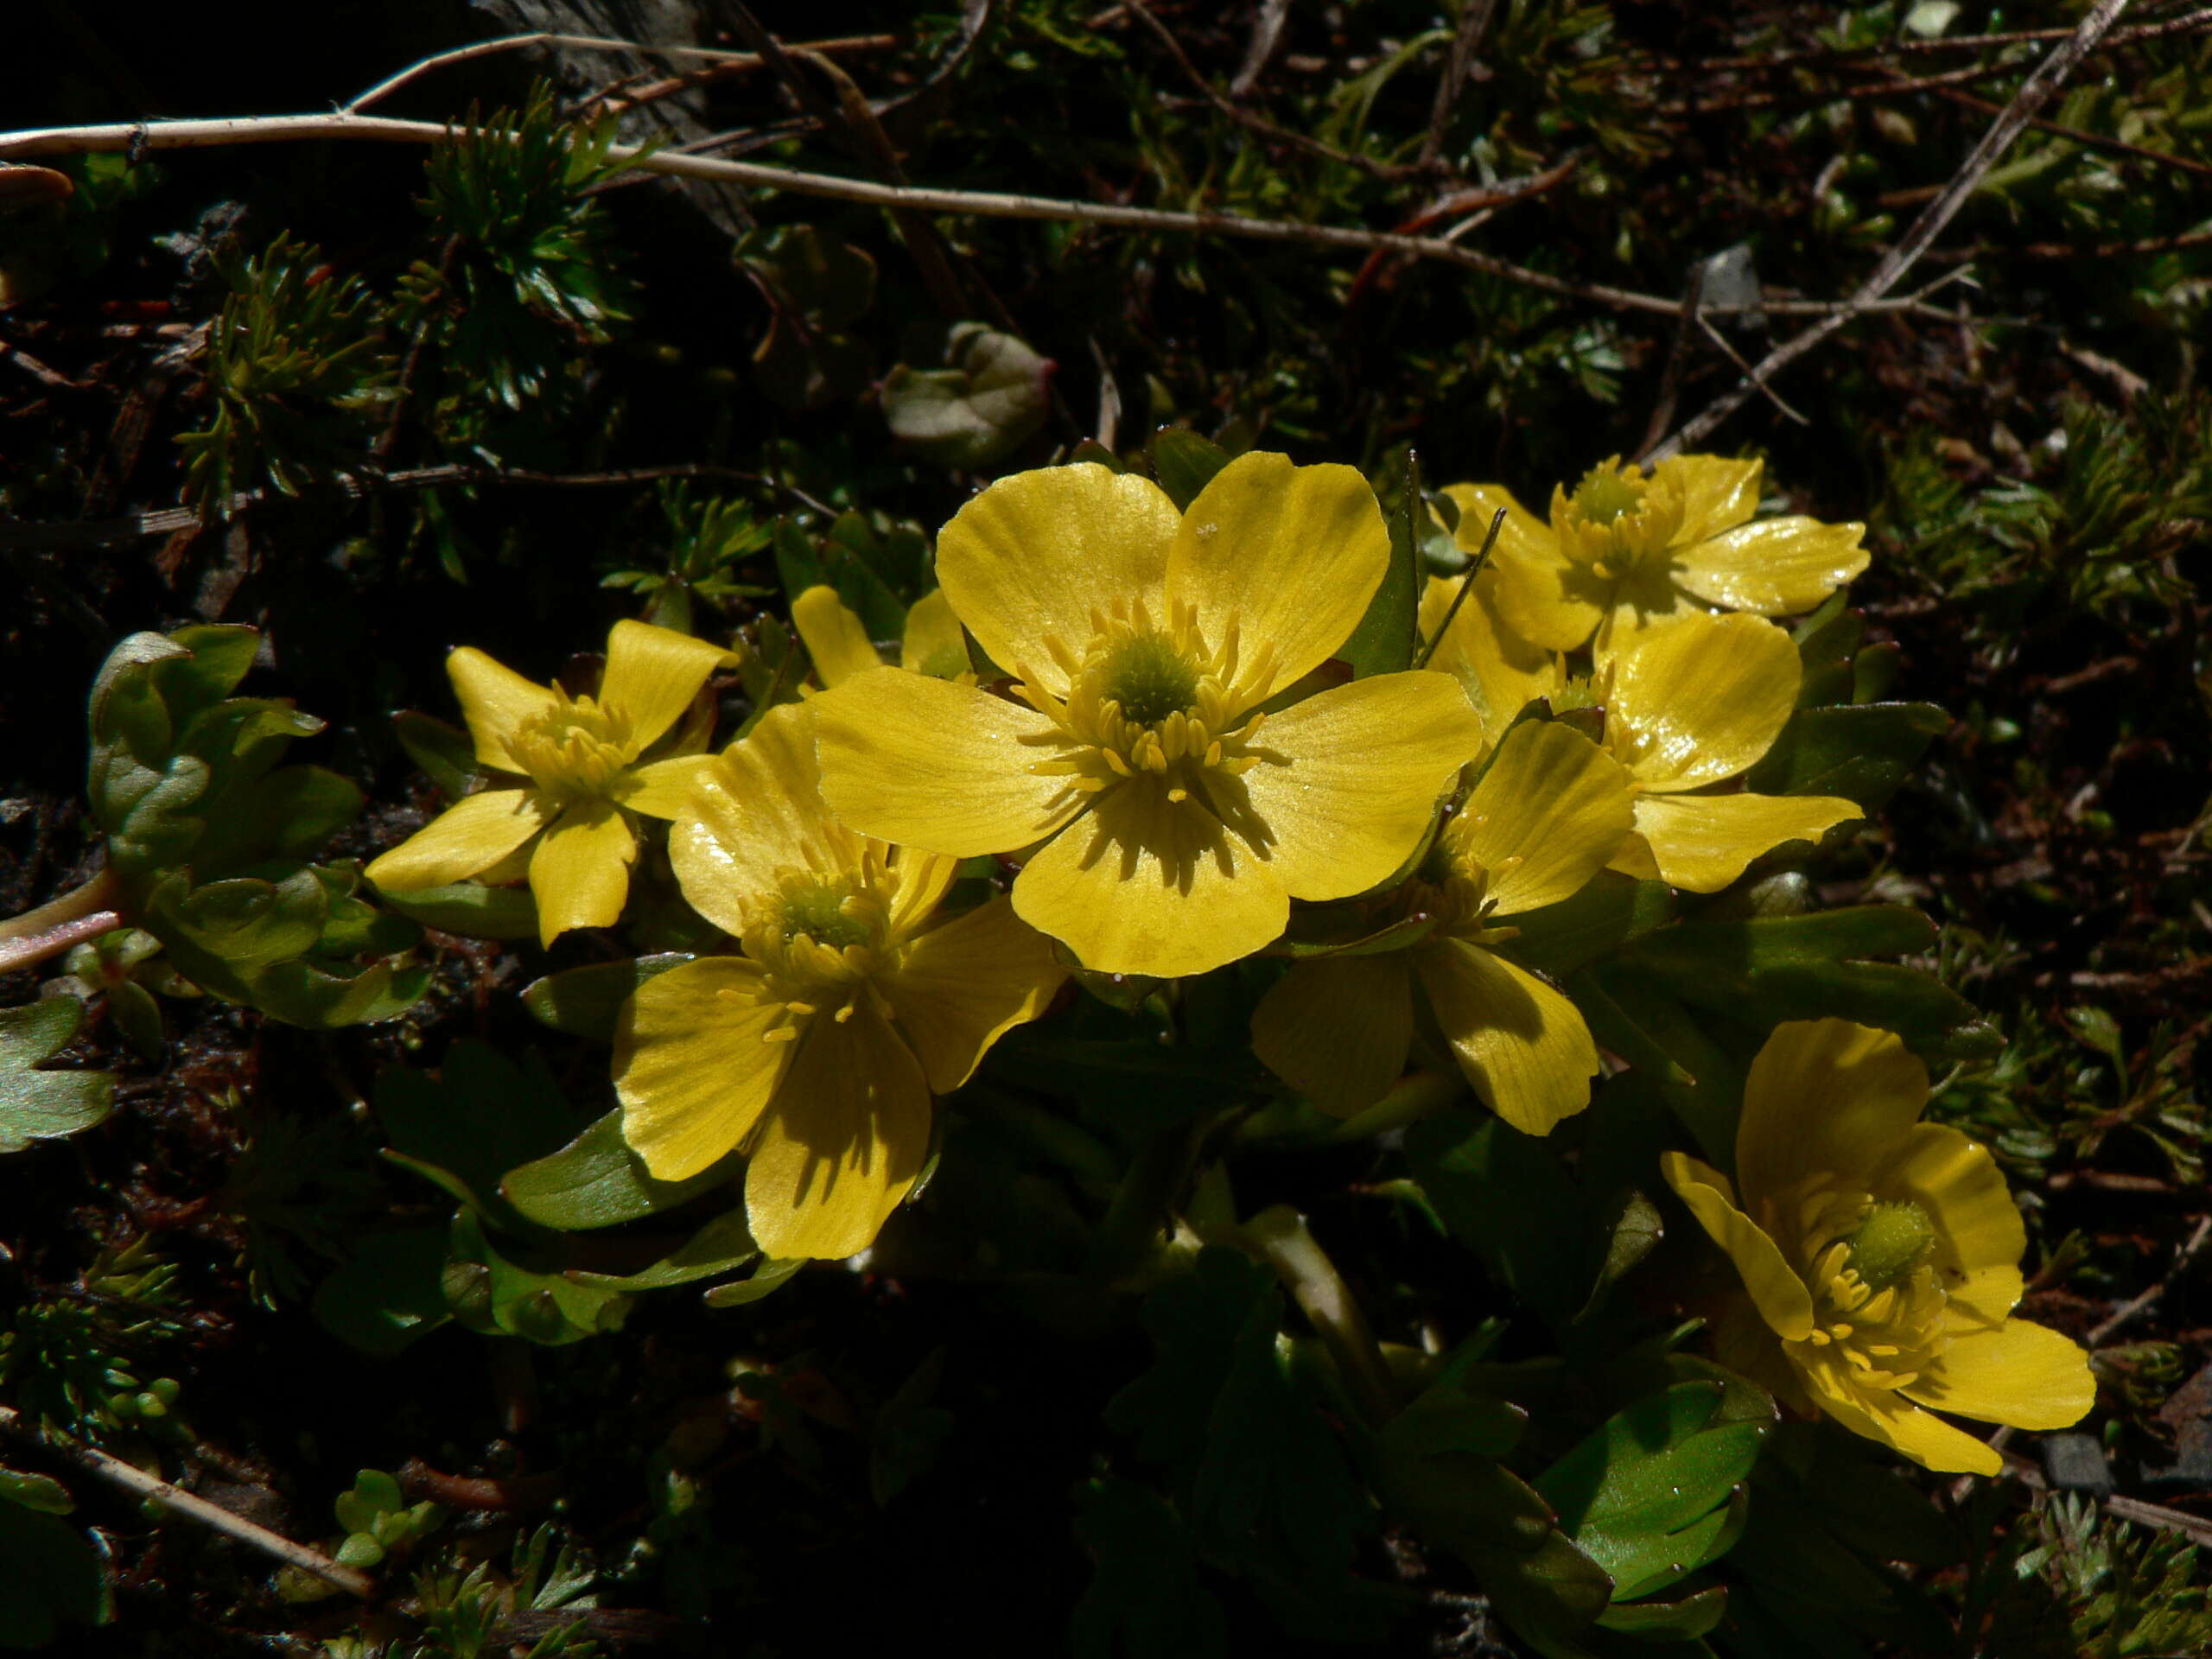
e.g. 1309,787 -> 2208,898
1414,508 -> 1504,668
1421,0 -> 1501,168
1697,315 -> 1808,426
0,1404 -> 377,1599
0,112 -> 1936,323
1650,0 -> 2135,460
1677,5 -> 2212,73
343,29 -> 897,113
2089,1212 -> 2212,1345
1936,84 -> 2212,180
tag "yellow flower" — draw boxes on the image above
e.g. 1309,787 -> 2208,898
1416,566 -> 1564,756
791,585 -> 970,688
1592,612 -> 1861,893
1446,457 -> 1867,652
615,702 -> 1065,1260
1662,1020 -> 2094,1475
810,455 -> 1485,978
1252,721 -> 1633,1133
365,620 -> 735,946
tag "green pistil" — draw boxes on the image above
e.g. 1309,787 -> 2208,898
1843,1200 -> 1936,1294
1103,633 -> 1200,726
780,886 -> 874,952
1571,467 -> 1646,527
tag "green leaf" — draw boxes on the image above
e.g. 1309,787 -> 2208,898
502,1106 -> 734,1231
377,1044 -> 583,1230
1742,702 -> 1949,810
1338,453 -> 1421,678
391,710 -> 477,802
880,323 -> 1053,469
310,1226 -> 454,1356
443,1210 -> 629,1345
520,954 -> 690,1042
379,880 -> 541,941
0,1498 -> 103,1648
699,1255 -> 805,1307
0,1000 -> 115,1154
563,1210 -> 758,1291
1407,1109 -> 1585,1337
1595,1586 -> 1727,1637
1149,429 -> 1230,511
0,1470 -> 73,1517
1071,1478 -> 1225,1659
1504,874 -> 1676,979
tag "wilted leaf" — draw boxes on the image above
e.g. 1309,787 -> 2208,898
881,323 -> 1052,469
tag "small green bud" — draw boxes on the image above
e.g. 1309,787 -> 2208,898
1844,1200 -> 1936,1293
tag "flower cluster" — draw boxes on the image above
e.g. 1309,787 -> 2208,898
362,446 -> 2091,1474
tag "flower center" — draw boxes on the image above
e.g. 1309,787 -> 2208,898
507,693 -> 634,807
778,880 -> 880,954
1843,1200 -> 1936,1294
1014,598 -> 1279,809
736,865 -> 899,1043
1554,459 -> 1689,580
1412,815 -> 1523,941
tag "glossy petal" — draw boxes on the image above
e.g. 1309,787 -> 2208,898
1675,517 -> 1870,615
1417,567 -> 1564,752
1233,671 -> 1483,902
616,957 -> 792,1179
744,1001 -> 931,1261
1014,778 -> 1289,977
1446,480 -> 1607,654
529,798 -> 636,945
887,848 -> 961,939
1168,454 -> 1389,696
1250,953 -> 1414,1118
792,585 -> 883,688
1737,1020 -> 1930,1207
670,703 -> 843,937
1442,483 -> 1558,570
1631,790 -> 1861,893
1416,939 -> 1598,1135
364,789 -> 547,892
600,620 -> 737,755
620,752 -> 721,820
1599,558 -> 1703,647
813,667 -> 1083,857
1661,454 -> 1764,544
1876,1122 -> 2029,1281
899,588 -> 971,678
936,464 -> 1180,696
1605,612 -> 1802,790
1797,1360 -> 2001,1475
1454,721 -> 1636,915
1905,1319 -> 2094,1430
448,647 -> 557,772
1660,1152 -> 1816,1341
886,895 -> 1066,1094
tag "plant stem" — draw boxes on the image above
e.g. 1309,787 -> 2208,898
0,869 -> 124,976
1238,1205 -> 1401,1425
1087,1115 -> 1216,1288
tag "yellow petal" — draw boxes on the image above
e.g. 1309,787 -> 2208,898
448,647 -> 557,772
1414,939 -> 1597,1135
1168,453 -> 1389,697
813,667 -> 1084,857
1736,1020 -> 1929,1209
887,847 -> 960,938
600,619 -> 737,754
1445,482 -> 1605,652
364,789 -> 548,892
1417,567 -> 1564,753
1874,1122 -> 2029,1282
1605,612 -> 1802,790
1657,454 -> 1764,544
1231,670 -> 1484,902
1013,778 -> 1288,977
670,702 -> 842,937
885,895 -> 1066,1093
1660,1151 -> 1815,1341
899,588 -> 971,679
1250,954 -> 1414,1117
1630,790 -> 1860,893
792,585 -> 883,688
620,752 -> 721,820
616,957 -> 792,1179
529,798 -> 636,945
1796,1358 -> 2001,1475
1598,558 -> 1703,649
745,1001 -> 931,1261
1905,1319 -> 2094,1430
936,464 -> 1180,697
1454,721 -> 1635,915
1675,517 -> 1870,615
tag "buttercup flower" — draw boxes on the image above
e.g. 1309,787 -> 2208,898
1416,565 -> 1565,755
616,702 -> 1065,1260
1252,721 -> 1633,1133
791,584 -> 970,688
1446,457 -> 1867,651
365,620 -> 735,946
1662,1020 -> 2094,1474
1592,611 -> 1861,892
811,455 -> 1485,978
